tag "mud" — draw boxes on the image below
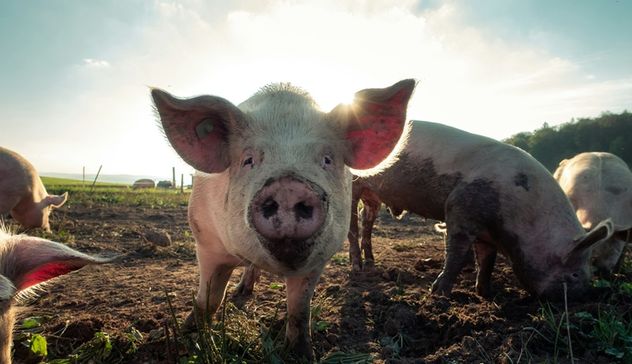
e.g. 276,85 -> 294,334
12,202 -> 625,363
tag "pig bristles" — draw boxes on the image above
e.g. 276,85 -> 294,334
350,119 -> 413,178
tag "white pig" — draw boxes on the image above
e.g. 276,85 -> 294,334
152,80 -> 416,360
0,147 -> 68,232
0,226 -> 111,363
554,152 -> 632,273
348,120 -> 614,299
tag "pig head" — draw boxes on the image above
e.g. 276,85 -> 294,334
152,79 -> 415,360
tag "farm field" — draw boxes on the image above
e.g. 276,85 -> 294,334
9,183 -> 632,363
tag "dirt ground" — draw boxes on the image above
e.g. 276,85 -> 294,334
12,202 -> 626,363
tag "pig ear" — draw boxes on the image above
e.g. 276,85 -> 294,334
151,89 -> 247,173
565,219 -> 614,262
331,79 -> 416,170
0,275 -> 16,301
7,237 -> 112,292
44,192 -> 68,208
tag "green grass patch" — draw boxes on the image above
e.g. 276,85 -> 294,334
41,176 -> 124,187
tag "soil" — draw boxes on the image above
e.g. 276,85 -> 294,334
11,202 -> 624,363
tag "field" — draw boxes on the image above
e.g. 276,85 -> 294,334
9,180 -> 632,363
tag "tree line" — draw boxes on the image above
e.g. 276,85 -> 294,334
503,110 -> 632,171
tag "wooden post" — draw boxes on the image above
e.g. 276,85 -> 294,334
82,166 -> 85,185
172,167 -> 176,189
90,165 -> 102,192
180,174 -> 184,193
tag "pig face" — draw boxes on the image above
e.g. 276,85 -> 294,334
535,219 -> 614,299
11,192 -> 68,232
153,80 -> 415,274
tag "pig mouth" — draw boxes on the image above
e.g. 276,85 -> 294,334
258,236 -> 319,271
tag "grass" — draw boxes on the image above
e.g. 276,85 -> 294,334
42,180 -> 190,208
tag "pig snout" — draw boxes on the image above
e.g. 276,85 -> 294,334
250,176 -> 327,267
252,176 -> 327,240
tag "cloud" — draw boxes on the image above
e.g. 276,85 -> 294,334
7,0 -> 631,175
82,58 -> 110,68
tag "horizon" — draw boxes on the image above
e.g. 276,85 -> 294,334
1,1 -> 631,176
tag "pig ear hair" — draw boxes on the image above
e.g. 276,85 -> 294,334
151,88 -> 247,174
333,79 -> 417,170
4,236 -> 113,293
44,192 -> 68,208
565,218 -> 614,262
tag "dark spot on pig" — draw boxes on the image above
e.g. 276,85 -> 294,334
355,155 -> 462,221
513,172 -> 530,191
447,178 -> 544,294
606,186 -> 623,195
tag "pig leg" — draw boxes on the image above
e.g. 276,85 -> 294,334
233,264 -> 261,298
348,195 -> 362,271
285,269 -> 322,361
183,243 -> 239,330
431,227 -> 477,296
360,198 -> 380,268
473,241 -> 497,298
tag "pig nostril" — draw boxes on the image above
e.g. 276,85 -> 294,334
294,202 -> 314,220
261,198 -> 279,218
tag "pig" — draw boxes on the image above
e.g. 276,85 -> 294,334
347,120 -> 614,299
151,79 -> 416,360
554,152 -> 632,274
0,147 -> 68,232
0,226 -> 111,363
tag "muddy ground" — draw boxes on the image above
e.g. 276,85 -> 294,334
12,201 -> 629,363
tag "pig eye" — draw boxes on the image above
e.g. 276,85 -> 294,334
242,156 -> 254,168
321,155 -> 333,169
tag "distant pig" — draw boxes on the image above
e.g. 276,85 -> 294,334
349,120 -> 613,299
152,80 -> 415,360
0,226 -> 111,364
0,147 -> 68,232
554,152 -> 632,274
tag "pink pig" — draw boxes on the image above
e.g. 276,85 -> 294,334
152,80 -> 415,360
0,147 -> 68,232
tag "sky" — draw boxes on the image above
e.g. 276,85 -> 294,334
1,0 -> 631,178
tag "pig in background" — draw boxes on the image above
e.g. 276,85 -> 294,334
0,147 -> 68,232
554,152 -> 632,274
348,120 -> 614,299
152,79 -> 415,360
0,225 -> 111,364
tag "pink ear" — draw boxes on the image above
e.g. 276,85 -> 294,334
335,79 -> 416,170
152,89 -> 247,173
44,192 -> 68,208
3,237 -> 112,291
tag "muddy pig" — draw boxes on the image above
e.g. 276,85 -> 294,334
152,79 -> 415,360
349,120 -> 613,299
554,152 -> 632,274
0,147 -> 68,232
0,226 -> 111,363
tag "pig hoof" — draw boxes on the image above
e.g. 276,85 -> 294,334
233,282 -> 254,298
475,284 -> 492,299
363,259 -> 375,270
430,279 -> 452,297
181,309 -> 209,333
